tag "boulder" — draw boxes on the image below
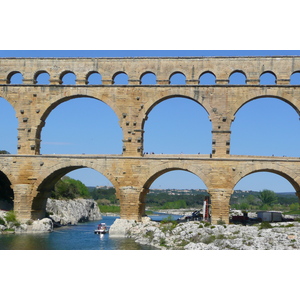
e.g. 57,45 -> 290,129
109,219 -> 137,237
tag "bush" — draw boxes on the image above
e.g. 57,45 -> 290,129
4,211 -> 20,227
260,221 -> 273,229
4,211 -> 17,223
0,216 -> 5,225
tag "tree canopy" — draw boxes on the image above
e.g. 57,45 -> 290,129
51,176 -> 90,200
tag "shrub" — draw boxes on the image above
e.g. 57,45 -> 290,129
202,235 -> 216,244
217,218 -> 226,225
4,211 -> 17,223
0,216 -> 5,225
4,211 -> 20,227
260,221 -> 273,229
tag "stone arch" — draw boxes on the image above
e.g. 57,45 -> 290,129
232,167 -> 300,194
140,71 -> 156,85
34,70 -> 50,84
260,71 -> 277,85
169,72 -> 186,84
232,95 -> 300,118
143,94 -> 210,121
142,95 -> 212,154
290,71 -> 300,84
60,71 -> 76,85
86,71 -> 102,85
231,96 -> 300,156
228,70 -> 247,84
199,71 -> 216,85
7,71 -> 23,84
31,163 -> 117,219
138,165 -> 209,216
112,72 -> 129,84
36,94 -> 123,154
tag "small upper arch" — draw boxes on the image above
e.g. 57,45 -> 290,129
290,71 -> 300,85
260,71 -> 277,85
34,70 -> 50,84
112,71 -> 129,85
60,71 -> 76,85
86,71 -> 102,85
228,70 -> 247,85
199,71 -> 216,85
140,71 -> 157,85
7,71 -> 23,84
169,72 -> 186,84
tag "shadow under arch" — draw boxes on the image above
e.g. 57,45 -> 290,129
31,165 -> 117,219
0,171 -> 14,210
36,94 -> 123,154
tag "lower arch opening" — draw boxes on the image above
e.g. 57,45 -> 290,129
142,170 -> 209,218
231,171 -> 300,214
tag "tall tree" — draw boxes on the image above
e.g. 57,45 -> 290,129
258,189 -> 278,205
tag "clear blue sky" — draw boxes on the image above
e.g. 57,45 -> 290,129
1,50 -> 300,192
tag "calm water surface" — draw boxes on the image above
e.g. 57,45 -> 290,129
0,216 -> 157,250
0,214 -> 181,250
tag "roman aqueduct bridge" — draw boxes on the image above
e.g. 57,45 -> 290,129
1,56 -> 300,224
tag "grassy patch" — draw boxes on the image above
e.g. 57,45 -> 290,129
98,205 -> 120,213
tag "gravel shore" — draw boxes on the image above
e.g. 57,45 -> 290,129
126,218 -> 300,250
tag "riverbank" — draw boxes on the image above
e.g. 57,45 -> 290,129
0,198 -> 102,234
125,217 -> 300,250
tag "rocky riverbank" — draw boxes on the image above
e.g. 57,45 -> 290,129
124,217 -> 300,250
0,198 -> 101,234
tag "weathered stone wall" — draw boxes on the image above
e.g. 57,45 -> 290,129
1,56 -> 300,224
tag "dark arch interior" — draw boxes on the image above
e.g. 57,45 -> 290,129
0,171 -> 14,210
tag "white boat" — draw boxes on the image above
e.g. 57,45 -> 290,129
94,223 -> 109,234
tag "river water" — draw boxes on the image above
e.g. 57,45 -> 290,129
0,214 -> 180,250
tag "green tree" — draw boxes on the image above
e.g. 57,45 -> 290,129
0,150 -> 10,154
51,176 -> 90,199
258,189 -> 278,206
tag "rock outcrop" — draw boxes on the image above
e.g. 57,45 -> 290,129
46,198 -> 102,225
125,219 -> 300,250
0,198 -> 101,234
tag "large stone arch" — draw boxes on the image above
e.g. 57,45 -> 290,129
36,94 -> 123,154
137,163 -> 209,217
232,164 -> 300,194
141,94 -> 212,155
30,161 -> 118,219
142,94 -> 211,130
232,94 -> 300,121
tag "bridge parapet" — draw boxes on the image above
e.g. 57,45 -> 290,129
1,56 -> 300,86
